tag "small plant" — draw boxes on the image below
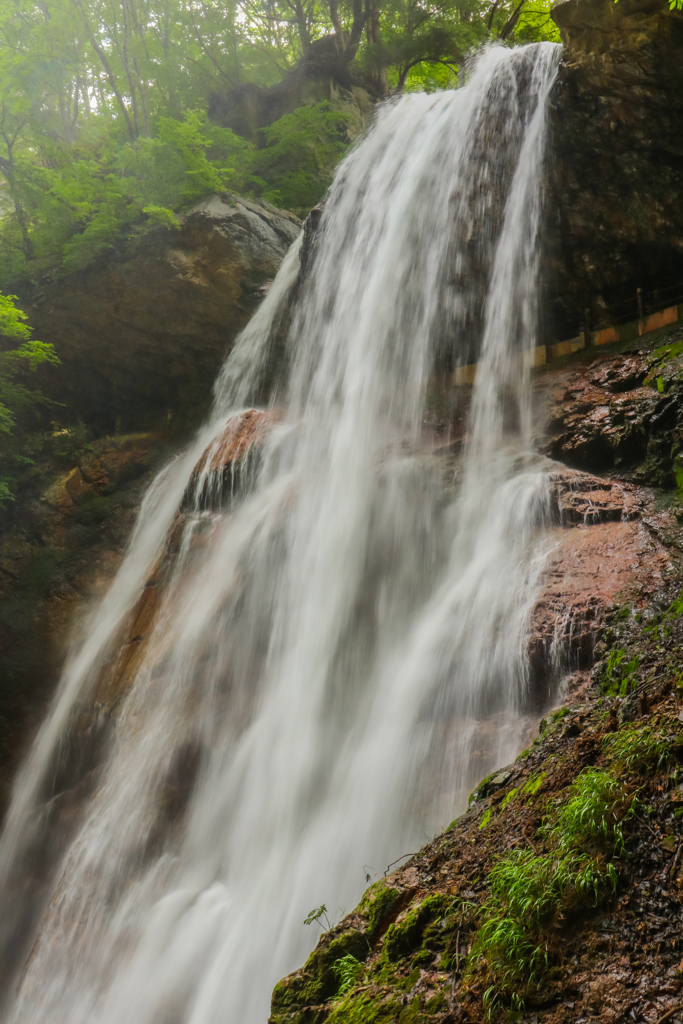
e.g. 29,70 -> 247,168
604,725 -> 672,775
304,904 -> 332,930
522,772 -> 547,797
601,648 -> 639,696
333,953 -> 364,995
547,767 -> 632,855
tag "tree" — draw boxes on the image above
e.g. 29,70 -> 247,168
0,293 -> 59,503
0,0 -> 561,291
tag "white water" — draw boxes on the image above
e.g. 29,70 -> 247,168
0,42 -> 559,1024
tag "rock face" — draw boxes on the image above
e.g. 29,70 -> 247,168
530,470 -> 673,678
22,194 -> 300,436
537,325 -> 683,485
548,0 -> 683,333
0,432 -> 173,813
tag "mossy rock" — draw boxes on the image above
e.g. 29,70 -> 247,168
325,991 -> 420,1024
381,894 -> 445,963
356,880 -> 400,939
270,928 -> 369,1022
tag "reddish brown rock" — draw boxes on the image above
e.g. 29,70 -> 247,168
531,468 -> 674,677
536,327 -> 683,487
192,408 -> 278,478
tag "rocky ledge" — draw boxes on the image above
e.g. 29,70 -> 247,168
0,430 -> 174,812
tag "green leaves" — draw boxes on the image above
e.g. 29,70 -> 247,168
0,292 -> 59,500
0,293 -> 32,340
304,904 -> 331,928
470,769 -> 633,1008
253,102 -> 351,215
548,767 -> 632,855
332,953 -> 364,995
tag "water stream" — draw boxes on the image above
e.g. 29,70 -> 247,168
0,41 -> 560,1024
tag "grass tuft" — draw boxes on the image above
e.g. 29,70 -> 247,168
469,768 -> 632,1012
333,954 -> 364,996
603,724 -> 672,775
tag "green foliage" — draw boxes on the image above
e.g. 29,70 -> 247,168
0,293 -> 31,340
603,724 -> 672,775
514,0 -> 561,43
546,767 -> 632,855
0,293 -> 59,505
271,928 -> 369,1016
522,772 -> 547,796
601,648 -> 639,696
0,0 -> 562,290
253,104 -> 351,216
470,769 -> 632,1008
304,904 -> 332,929
333,954 -> 364,995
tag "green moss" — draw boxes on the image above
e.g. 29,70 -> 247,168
382,895 -> 445,963
271,929 -> 370,1015
479,808 -> 492,830
611,605 -> 632,623
425,992 -> 447,1013
499,787 -> 519,810
538,707 -> 569,738
325,990 -> 403,1024
357,880 -> 400,939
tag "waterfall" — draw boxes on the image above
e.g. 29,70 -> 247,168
0,42 -> 560,1024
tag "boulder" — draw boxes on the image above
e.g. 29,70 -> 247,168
22,194 -> 300,436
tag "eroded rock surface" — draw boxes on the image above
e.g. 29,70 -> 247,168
537,326 -> 683,484
531,470 -> 673,676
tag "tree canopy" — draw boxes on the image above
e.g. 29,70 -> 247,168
0,0 -> 559,290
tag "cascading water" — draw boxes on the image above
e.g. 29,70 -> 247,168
0,41 -> 560,1024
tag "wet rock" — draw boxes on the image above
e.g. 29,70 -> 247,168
530,469 -> 672,680
537,330 -> 683,485
0,432 -> 173,816
187,408 -> 280,510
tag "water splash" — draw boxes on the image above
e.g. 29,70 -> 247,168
0,42 -> 560,1024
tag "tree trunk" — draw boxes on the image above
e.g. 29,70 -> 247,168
73,0 -> 136,140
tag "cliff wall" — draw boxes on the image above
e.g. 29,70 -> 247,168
548,0 -> 683,333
